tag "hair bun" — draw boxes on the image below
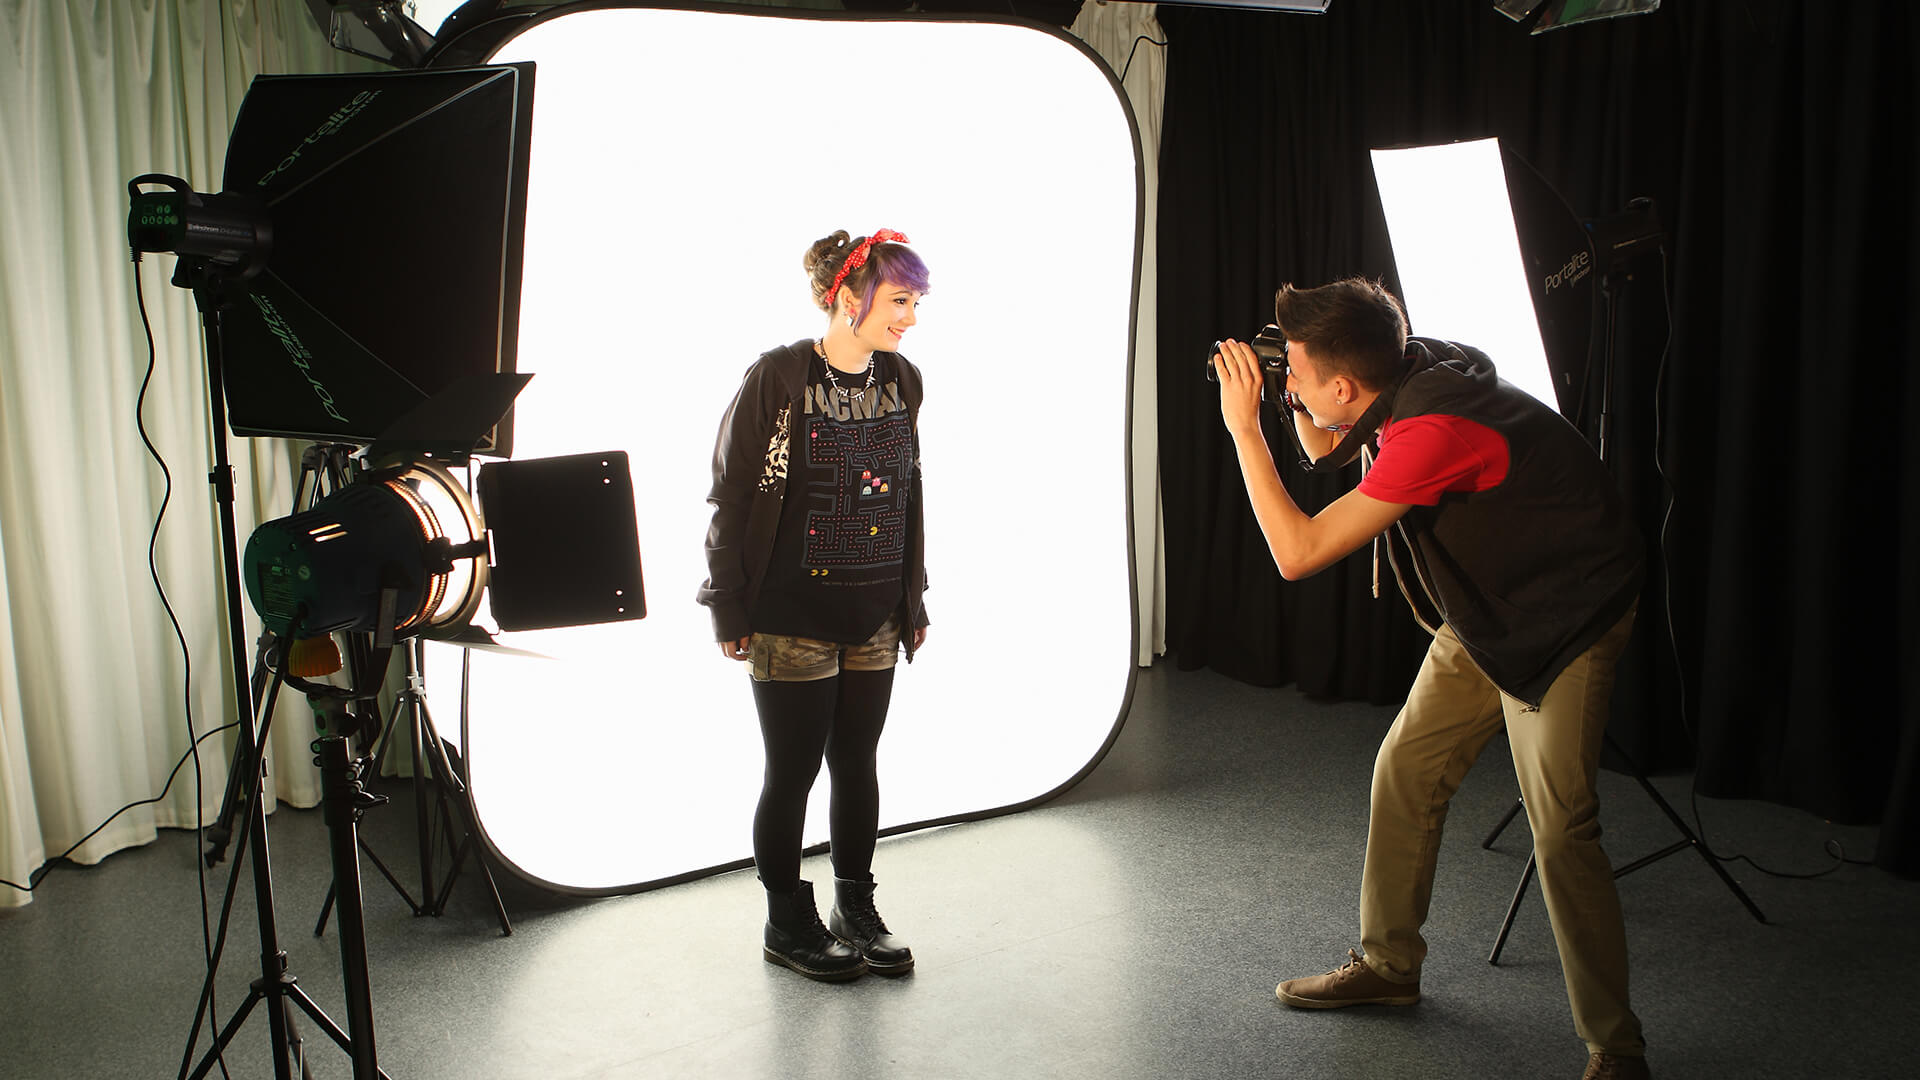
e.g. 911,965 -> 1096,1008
802,230 -> 852,276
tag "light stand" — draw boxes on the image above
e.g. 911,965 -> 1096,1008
314,722 -> 388,1080
179,613 -> 390,1080
1481,201 -> 1766,964
315,636 -> 512,936
185,265 -> 264,873
170,259 -> 302,1080
132,63 -> 541,1078
208,444 -> 360,867
145,238 -> 389,1079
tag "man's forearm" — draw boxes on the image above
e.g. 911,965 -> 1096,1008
1230,425 -> 1316,577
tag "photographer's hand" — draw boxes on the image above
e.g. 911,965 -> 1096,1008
1214,338 -> 1411,580
1213,339 -> 1265,438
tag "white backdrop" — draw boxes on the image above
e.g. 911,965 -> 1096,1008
430,7 -> 1144,890
0,0 -> 1169,910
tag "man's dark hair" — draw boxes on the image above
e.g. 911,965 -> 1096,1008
1272,277 -> 1409,392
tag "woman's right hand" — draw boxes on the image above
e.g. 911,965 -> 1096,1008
719,636 -> 751,661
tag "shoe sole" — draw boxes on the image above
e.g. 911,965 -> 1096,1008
764,948 -> 868,982
1275,986 -> 1420,1009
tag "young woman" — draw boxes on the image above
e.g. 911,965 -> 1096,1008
697,229 -> 931,981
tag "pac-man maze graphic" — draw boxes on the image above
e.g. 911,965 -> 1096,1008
803,416 -> 912,569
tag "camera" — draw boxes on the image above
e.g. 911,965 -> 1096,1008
1206,324 -> 1300,410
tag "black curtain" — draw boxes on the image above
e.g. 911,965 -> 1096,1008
1154,0 -> 1920,876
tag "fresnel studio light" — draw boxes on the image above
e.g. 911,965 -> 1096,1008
129,62 -> 643,1080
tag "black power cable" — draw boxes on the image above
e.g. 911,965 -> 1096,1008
1120,33 -> 1167,84
0,723 -> 236,896
5,251 -> 248,1070
5,254 -> 226,909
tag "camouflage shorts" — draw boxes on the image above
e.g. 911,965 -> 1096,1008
747,614 -> 902,683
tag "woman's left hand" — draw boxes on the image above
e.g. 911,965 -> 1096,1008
912,625 -> 929,651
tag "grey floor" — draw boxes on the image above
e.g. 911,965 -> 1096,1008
4,662 -> 1916,1080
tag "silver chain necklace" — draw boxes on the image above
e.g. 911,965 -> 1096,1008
817,339 -> 875,398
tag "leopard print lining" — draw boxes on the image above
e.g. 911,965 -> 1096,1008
756,405 -> 791,493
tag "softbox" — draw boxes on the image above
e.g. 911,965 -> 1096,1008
1502,148 -> 1596,416
215,63 -> 534,454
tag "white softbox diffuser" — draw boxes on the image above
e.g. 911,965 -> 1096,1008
1371,137 -> 1559,410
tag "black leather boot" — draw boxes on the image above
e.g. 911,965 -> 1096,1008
829,877 -> 914,976
764,879 -> 867,982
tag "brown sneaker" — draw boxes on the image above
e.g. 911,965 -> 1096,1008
1275,949 -> 1420,1008
1582,1053 -> 1651,1080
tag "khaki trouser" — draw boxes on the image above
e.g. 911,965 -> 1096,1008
1359,609 -> 1643,1056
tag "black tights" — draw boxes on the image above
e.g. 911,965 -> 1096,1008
750,667 -> 895,893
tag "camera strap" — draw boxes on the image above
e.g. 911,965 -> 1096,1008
1300,339 -> 1442,472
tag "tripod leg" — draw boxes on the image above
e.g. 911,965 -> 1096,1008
1604,733 -> 1767,924
435,826 -> 514,936
407,679 -> 437,913
1481,796 -> 1524,849
315,652 -> 421,932
415,688 -> 513,934
1488,853 -> 1536,966
1611,838 -> 1690,877
429,793 -> 464,916
1625,767 -> 1768,923
202,632 -> 280,868
186,985 -> 265,1080
336,679 -> 423,916
317,735 -> 384,1080
1694,844 -> 1767,922
244,727 -> 296,1079
314,882 -> 335,938
279,996 -> 316,1080
284,982 -> 395,1080
356,836 -> 421,913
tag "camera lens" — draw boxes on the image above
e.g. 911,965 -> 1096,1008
1206,332 -> 1288,384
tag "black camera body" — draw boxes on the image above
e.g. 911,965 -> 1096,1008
1206,324 -> 1297,409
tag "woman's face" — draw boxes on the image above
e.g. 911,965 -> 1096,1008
851,281 -> 922,352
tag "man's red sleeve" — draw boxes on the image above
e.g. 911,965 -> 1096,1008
1356,414 -> 1510,506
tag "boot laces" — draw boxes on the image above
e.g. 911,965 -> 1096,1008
789,886 -> 832,937
803,908 -> 831,936
845,894 -> 890,935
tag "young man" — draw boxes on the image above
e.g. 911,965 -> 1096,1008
1213,277 -> 1649,1080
